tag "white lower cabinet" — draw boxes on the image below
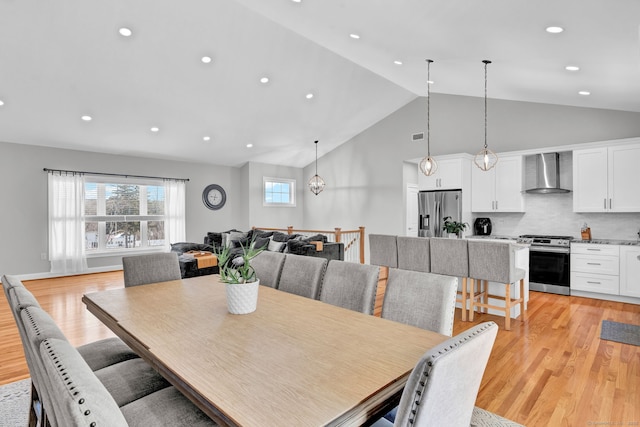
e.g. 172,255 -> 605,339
620,246 -> 640,298
570,243 -> 620,295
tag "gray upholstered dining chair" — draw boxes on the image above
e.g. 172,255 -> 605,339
429,238 -> 476,322
249,250 -> 286,289
319,260 -> 379,314
122,252 -> 182,287
277,254 -> 328,299
396,236 -> 431,273
369,234 -> 398,268
381,269 -> 457,336
468,240 -> 526,331
371,322 -> 499,427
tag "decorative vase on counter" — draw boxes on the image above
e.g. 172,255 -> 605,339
224,280 -> 259,314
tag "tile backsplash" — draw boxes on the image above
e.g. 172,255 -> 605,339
485,192 -> 640,240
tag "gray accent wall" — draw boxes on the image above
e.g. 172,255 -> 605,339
0,141 -> 251,276
302,93 -> 640,241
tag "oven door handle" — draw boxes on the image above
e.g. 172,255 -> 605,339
529,246 -> 571,253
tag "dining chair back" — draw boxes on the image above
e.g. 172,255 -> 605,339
277,254 -> 328,299
429,238 -> 471,321
369,234 -> 398,268
382,269 -> 457,336
40,338 -> 131,427
396,236 -> 431,272
249,250 -> 286,289
122,252 -> 182,287
374,322 -> 498,427
319,260 -> 379,314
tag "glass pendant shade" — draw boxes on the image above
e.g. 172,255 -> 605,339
474,60 -> 498,171
419,156 -> 438,176
308,140 -> 325,195
474,147 -> 498,171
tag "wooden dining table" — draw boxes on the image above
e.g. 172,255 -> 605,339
82,275 -> 448,427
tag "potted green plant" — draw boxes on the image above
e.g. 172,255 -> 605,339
215,242 -> 263,314
442,216 -> 469,238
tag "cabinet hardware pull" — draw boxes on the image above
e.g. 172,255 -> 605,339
604,198 -> 607,209
586,281 -> 601,284
586,262 -> 601,265
609,198 -> 612,209
587,248 -> 601,251
496,200 -> 498,210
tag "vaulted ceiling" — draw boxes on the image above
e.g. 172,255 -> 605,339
1,0 -> 639,167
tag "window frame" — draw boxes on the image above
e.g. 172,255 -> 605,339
263,177 -> 296,207
84,175 -> 168,257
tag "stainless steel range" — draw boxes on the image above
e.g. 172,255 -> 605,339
517,235 -> 572,295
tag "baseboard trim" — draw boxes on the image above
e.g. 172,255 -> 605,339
15,265 -> 123,281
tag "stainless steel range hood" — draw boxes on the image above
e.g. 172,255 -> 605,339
525,153 -> 571,194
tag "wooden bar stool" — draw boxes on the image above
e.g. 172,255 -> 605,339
429,238 -> 474,321
468,240 -> 526,330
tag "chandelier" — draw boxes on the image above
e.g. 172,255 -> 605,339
308,140 -> 325,195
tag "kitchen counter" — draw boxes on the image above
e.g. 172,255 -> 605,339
573,239 -> 640,246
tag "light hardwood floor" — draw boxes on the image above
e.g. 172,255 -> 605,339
1,272 -> 639,426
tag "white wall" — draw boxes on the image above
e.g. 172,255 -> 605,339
303,93 -> 640,241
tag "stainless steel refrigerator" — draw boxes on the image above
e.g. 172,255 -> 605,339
418,190 -> 463,237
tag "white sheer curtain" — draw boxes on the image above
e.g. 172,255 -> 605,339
164,179 -> 186,247
48,172 -> 88,274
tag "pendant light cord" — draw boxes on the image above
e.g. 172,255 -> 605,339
314,140 -> 318,175
483,60 -> 491,150
426,59 -> 432,156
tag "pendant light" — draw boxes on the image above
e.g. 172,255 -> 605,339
308,140 -> 325,195
419,59 -> 438,176
474,60 -> 498,171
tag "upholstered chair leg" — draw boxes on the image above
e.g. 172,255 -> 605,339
483,280 -> 489,313
504,283 -> 511,331
462,277 -> 468,322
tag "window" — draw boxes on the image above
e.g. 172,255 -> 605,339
263,177 -> 296,207
84,176 -> 171,253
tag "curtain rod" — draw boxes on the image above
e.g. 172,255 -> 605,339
43,168 -> 190,182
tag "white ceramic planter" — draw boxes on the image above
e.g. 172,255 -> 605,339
224,280 -> 259,314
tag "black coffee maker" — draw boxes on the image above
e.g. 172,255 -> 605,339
474,218 -> 492,236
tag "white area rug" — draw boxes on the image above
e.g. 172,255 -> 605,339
0,379 -> 30,427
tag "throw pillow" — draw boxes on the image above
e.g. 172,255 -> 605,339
253,236 -> 270,250
227,231 -> 248,247
267,237 -> 286,252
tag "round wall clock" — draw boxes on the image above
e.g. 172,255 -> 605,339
202,184 -> 226,210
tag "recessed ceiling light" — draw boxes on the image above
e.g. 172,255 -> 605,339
306,93 -> 314,99
0,100 -> 4,106
201,56 -> 212,64
427,80 -> 434,85
291,0 -> 302,3
349,33 -> 360,39
260,77 -> 269,84
150,127 -> 159,132
81,115 -> 92,121
578,91 -> 591,96
203,136 -> 211,141
545,26 -> 564,34
394,60 -> 403,65
565,65 -> 580,71
118,27 -> 133,37
246,143 -> 253,148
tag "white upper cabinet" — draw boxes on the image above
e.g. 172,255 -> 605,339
418,157 -> 468,191
471,155 -> 524,212
573,143 -> 640,212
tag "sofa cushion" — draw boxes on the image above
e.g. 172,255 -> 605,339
170,242 -> 213,254
253,236 -> 270,250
